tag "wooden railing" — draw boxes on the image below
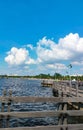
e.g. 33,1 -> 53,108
52,81 -> 83,97
0,82 -> 83,130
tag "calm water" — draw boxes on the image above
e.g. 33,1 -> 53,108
0,78 -> 58,127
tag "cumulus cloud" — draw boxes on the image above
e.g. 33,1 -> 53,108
4,33 -> 83,75
5,47 -> 29,65
27,44 -> 34,50
25,58 -> 36,65
36,33 -> 83,64
36,36 -> 72,64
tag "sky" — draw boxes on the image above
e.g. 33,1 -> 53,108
0,0 -> 83,76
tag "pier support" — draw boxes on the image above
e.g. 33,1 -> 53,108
58,87 -> 68,130
6,90 -> 12,128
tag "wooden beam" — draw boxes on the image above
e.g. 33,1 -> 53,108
0,110 -> 83,118
0,125 -> 61,130
0,124 -> 83,130
0,96 -> 62,103
63,97 -> 83,103
0,96 -> 83,103
0,111 -> 59,118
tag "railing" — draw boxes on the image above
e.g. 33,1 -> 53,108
52,81 -> 83,97
0,83 -> 83,130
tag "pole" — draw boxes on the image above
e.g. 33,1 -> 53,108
69,67 -> 72,94
67,64 -> 72,94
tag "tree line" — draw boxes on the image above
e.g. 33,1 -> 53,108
0,73 -> 83,81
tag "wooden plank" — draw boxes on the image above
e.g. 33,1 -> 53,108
0,125 -> 61,130
0,111 -> 59,118
0,124 -> 83,130
12,96 -> 62,103
63,97 -> 83,103
0,96 -> 83,103
0,96 -> 63,103
78,89 -> 83,93
68,124 -> 83,129
0,110 -> 83,118
66,110 -> 83,116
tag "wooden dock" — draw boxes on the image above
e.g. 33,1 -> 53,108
41,80 -> 53,87
0,80 -> 83,129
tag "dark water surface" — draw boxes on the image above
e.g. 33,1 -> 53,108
0,78 -> 58,127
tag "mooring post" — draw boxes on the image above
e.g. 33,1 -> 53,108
0,89 -> 7,128
6,90 -> 12,128
1,89 -> 6,112
78,102 -> 81,110
63,89 -> 68,130
76,82 -> 78,97
8,90 -> 12,112
58,90 -> 62,109
58,90 -> 63,125
0,115 -> 2,128
55,81 -> 57,89
76,81 -> 80,110
76,82 -> 81,110
53,81 -> 55,89
63,103 -> 67,124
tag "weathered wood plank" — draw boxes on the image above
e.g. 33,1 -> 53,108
63,97 -> 83,102
0,96 -> 62,103
0,125 -> 61,130
0,110 -> 83,118
78,89 -> 83,93
0,124 -> 83,130
0,96 -> 83,103
0,111 -> 59,118
68,124 -> 83,129
66,110 -> 83,116
11,96 -> 62,103
9,96 -> 83,103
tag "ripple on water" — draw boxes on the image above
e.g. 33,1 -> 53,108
0,78 -> 58,127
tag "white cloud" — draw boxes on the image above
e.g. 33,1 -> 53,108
46,63 -> 67,70
72,61 -> 83,66
27,44 -> 34,50
4,33 -> 83,75
25,58 -> 35,65
5,47 -> 29,65
77,38 -> 83,52
36,33 -> 83,64
36,36 -> 72,64
59,33 -> 79,51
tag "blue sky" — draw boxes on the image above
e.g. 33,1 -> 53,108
0,0 -> 83,76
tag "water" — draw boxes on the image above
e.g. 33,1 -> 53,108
0,78 -> 58,127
